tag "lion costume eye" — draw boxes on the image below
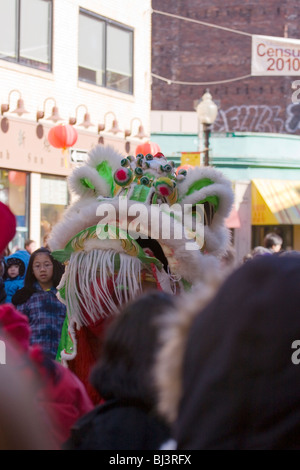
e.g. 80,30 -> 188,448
120,158 -> 129,167
134,167 -> 143,177
154,177 -> 175,197
163,164 -> 172,173
114,167 -> 133,186
140,176 -> 150,186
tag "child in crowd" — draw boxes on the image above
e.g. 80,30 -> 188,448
4,250 -> 30,303
12,248 -> 66,360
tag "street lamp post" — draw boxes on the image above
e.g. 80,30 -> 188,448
196,89 -> 218,166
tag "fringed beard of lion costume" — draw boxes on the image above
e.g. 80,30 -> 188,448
48,144 -> 234,403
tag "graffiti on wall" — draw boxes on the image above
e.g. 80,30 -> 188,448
285,103 -> 300,133
213,105 -> 285,133
212,103 -> 300,134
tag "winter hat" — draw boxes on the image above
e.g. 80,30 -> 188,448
0,202 -> 16,254
6,257 -> 25,277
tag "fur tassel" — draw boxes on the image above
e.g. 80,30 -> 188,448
62,249 -> 144,327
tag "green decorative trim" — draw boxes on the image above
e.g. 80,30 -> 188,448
180,178 -> 219,210
56,316 -> 73,362
96,161 -> 115,196
58,283 -> 66,301
129,184 -> 152,202
52,223 -> 163,270
51,247 -> 74,263
185,178 -> 213,195
199,195 -> 219,210
80,178 -> 95,190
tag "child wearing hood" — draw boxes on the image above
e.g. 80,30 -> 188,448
4,250 -> 30,303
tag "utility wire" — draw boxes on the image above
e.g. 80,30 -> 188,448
151,72 -> 253,86
151,8 -> 253,86
152,9 -> 253,37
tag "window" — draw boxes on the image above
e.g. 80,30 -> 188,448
0,0 -> 52,71
40,175 -> 68,246
78,9 -> 133,94
0,170 -> 29,251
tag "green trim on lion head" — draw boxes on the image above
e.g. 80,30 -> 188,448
52,223 -> 162,269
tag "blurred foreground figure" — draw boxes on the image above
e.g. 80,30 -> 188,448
64,291 -> 177,450
0,301 -> 93,449
175,255 -> 300,450
0,330 -> 54,450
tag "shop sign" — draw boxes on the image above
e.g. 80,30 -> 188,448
70,149 -> 88,163
181,152 -> 201,167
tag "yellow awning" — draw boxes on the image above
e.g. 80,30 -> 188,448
252,179 -> 300,225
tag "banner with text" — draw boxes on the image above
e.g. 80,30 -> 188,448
252,35 -> 300,76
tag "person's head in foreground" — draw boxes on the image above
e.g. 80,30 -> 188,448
175,254 -> 300,450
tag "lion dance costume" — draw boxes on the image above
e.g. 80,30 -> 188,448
48,145 -> 234,403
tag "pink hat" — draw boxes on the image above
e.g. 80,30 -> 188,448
0,202 -> 16,254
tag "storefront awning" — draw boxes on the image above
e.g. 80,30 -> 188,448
252,179 -> 300,225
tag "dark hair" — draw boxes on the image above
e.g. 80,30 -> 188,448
263,232 -> 283,249
12,248 -> 64,306
90,291 -> 176,411
176,255 -> 300,449
24,239 -> 35,247
24,247 -> 64,290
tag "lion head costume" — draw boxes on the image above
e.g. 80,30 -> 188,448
48,144 -> 233,402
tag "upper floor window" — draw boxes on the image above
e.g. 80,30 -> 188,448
78,9 -> 133,95
0,0 -> 52,71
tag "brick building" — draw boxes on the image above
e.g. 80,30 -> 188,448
151,0 -> 300,134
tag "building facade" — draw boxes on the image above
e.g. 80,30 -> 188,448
151,0 -> 300,135
0,0 -> 152,249
151,111 -> 300,262
150,1 -> 300,262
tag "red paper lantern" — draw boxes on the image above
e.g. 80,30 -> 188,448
48,124 -> 78,150
8,171 -> 26,186
135,141 -> 161,156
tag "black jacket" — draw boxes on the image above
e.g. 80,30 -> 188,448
64,399 -> 170,450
